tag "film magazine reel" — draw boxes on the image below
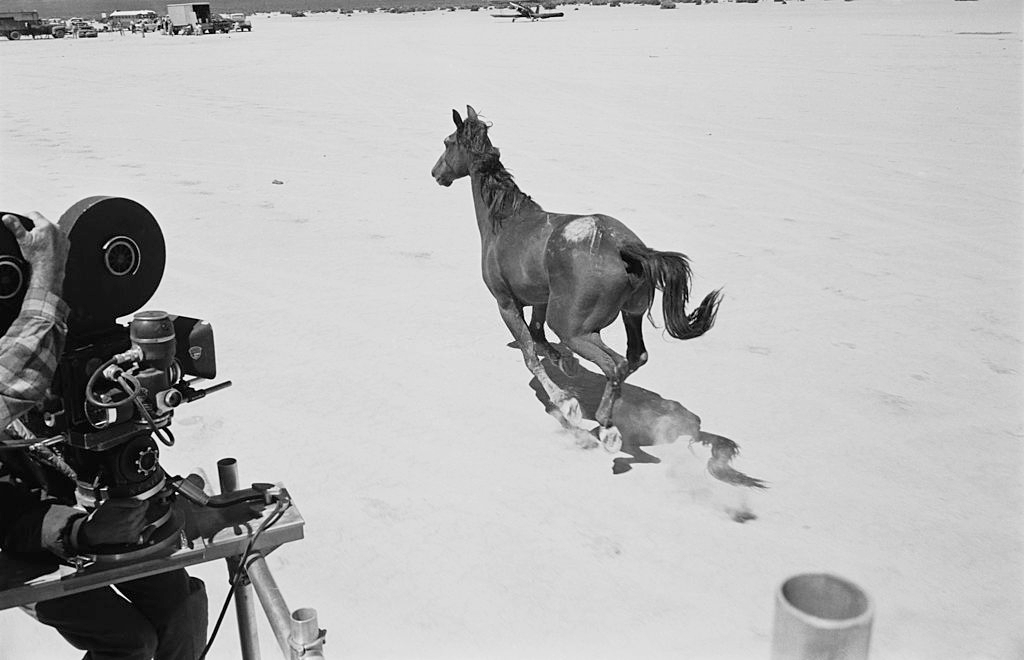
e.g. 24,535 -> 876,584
1,197 -> 179,562
1,196 -> 166,334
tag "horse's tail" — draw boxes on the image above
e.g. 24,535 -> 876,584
692,432 -> 768,489
620,244 -> 722,340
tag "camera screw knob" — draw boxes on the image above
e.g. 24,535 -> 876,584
134,446 -> 159,477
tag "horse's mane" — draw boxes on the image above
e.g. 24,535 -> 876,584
457,117 -> 540,232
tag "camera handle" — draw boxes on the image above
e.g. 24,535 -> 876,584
168,475 -> 279,509
175,379 -> 233,403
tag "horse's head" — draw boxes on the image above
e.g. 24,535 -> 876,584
432,105 -> 493,186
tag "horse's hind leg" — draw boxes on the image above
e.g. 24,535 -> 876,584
496,298 -> 583,429
622,312 -> 648,375
560,331 -> 629,452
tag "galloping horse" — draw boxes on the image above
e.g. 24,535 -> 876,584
432,106 -> 721,452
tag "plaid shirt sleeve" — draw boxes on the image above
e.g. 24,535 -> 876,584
0,286 -> 71,556
0,286 -> 69,429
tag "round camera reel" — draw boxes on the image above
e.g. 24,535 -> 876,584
59,197 -> 165,327
0,212 -> 32,334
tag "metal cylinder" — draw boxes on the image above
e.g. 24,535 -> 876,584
130,310 -> 176,367
217,457 -> 240,494
218,457 -> 261,660
244,552 -> 293,659
291,607 -> 325,659
771,573 -> 873,660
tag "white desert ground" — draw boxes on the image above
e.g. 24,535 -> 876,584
0,0 -> 1021,657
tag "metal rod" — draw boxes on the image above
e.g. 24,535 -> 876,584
244,552 -> 293,659
202,380 -> 234,396
218,457 -> 261,660
291,607 -> 326,659
217,457 -> 240,493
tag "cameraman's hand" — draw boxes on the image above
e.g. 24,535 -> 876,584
79,498 -> 149,548
1,212 -> 69,295
177,474 -> 265,542
181,499 -> 265,543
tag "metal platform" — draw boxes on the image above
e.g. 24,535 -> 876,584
0,490 -> 304,610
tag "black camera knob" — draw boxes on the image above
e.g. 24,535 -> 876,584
161,389 -> 184,409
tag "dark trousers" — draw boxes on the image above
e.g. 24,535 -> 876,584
34,569 -> 208,660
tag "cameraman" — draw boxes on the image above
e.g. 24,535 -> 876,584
0,212 -> 207,660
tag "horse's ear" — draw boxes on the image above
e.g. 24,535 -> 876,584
452,109 -> 463,128
466,105 -> 478,121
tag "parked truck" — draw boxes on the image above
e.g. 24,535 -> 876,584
167,2 -> 231,34
0,11 -> 66,39
227,12 -> 252,31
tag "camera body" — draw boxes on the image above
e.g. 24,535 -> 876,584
46,311 -> 218,502
2,197 -> 229,558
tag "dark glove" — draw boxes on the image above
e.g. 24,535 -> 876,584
175,474 -> 265,542
181,500 -> 264,542
79,498 -> 148,547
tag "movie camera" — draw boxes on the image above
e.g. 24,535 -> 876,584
1,197 -> 263,562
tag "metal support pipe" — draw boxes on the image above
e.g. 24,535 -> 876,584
216,456 -> 241,498
290,608 -> 326,659
244,552 -> 294,659
218,457 -> 261,660
771,573 -> 873,660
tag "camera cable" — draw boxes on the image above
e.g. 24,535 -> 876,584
198,495 -> 290,660
84,357 -> 140,409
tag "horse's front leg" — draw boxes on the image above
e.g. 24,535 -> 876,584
496,299 -> 583,429
528,305 -> 577,373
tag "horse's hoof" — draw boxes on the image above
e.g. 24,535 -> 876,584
599,426 -> 623,453
557,395 -> 583,427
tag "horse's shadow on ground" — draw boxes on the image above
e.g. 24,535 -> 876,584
519,344 -> 765,520
520,343 -> 705,475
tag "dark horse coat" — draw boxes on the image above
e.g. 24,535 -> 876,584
433,106 -> 721,452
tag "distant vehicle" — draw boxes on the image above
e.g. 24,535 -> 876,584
108,9 -> 158,29
66,17 -> 97,35
209,13 -> 233,32
167,3 -> 230,34
0,11 -> 66,39
226,12 -> 251,31
490,2 -> 564,20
